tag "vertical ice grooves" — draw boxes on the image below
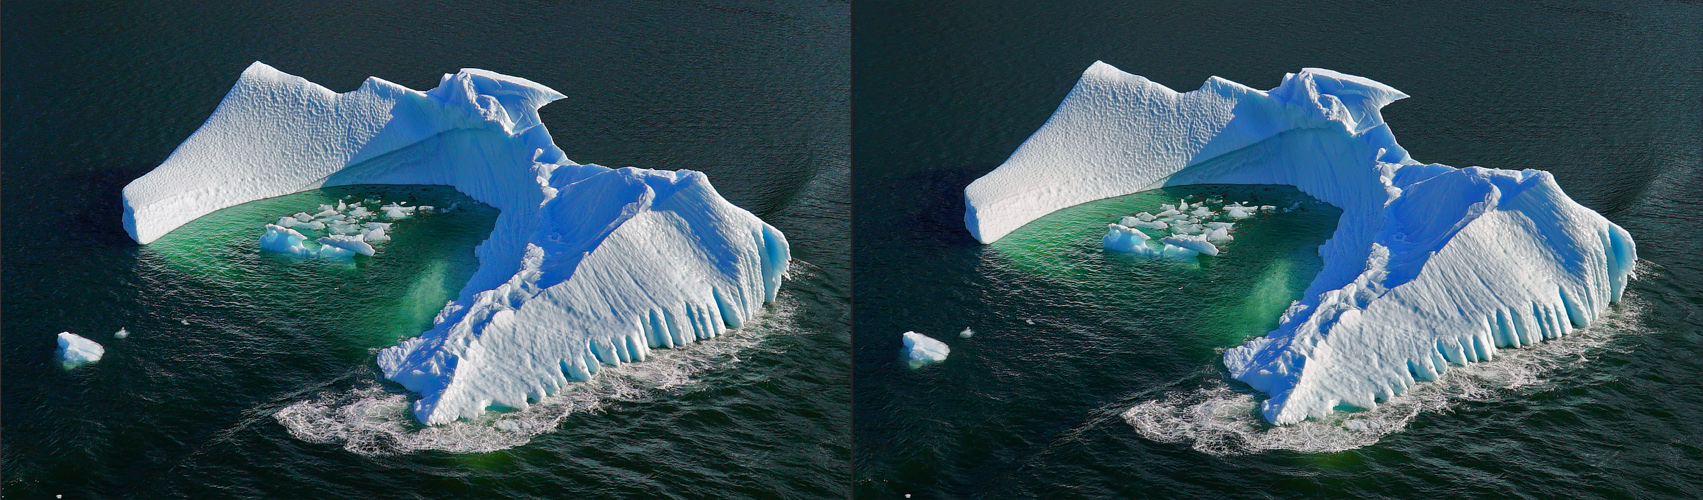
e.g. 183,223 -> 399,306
714,288 -> 741,329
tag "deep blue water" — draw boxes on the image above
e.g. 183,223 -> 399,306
2,1 -> 848,498
852,0 -> 1703,498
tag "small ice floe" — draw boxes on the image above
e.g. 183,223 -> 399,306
57,332 -> 104,367
959,327 -> 975,338
114,327 -> 130,339
901,331 -> 950,367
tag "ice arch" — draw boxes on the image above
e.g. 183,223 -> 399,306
965,62 -> 1635,424
122,63 -> 790,425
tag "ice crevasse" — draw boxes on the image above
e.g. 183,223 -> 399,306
964,62 -> 1636,425
122,62 -> 790,425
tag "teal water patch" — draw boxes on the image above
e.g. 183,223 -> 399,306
987,184 -> 1341,350
139,185 -> 498,352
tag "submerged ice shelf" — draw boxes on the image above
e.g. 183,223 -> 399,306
965,62 -> 1636,425
122,62 -> 790,425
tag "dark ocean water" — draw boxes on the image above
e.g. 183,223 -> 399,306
2,1 -> 848,498
852,0 -> 1703,498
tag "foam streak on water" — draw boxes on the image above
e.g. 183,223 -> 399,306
274,292 -> 801,456
1125,291 -> 1647,455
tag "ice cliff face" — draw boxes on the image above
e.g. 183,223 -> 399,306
965,62 -> 1635,424
122,62 -> 789,425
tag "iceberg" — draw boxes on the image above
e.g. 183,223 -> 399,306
901,332 -> 950,367
965,62 -> 1636,424
122,62 -> 790,425
57,332 -> 104,367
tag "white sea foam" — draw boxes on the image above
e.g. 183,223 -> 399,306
274,290 -> 800,456
1124,295 -> 1643,455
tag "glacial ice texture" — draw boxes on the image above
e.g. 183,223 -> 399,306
122,63 -> 790,425
964,62 -> 1636,424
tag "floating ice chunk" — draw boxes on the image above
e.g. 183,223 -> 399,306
1131,220 -> 1168,230
361,227 -> 390,243
57,332 -> 104,367
1205,227 -> 1234,243
316,244 -> 355,260
319,235 -> 376,256
1205,222 -> 1235,230
1224,203 -> 1256,219
1259,205 -> 1276,211
114,328 -> 129,339
964,62 -> 1638,424
960,328 -> 974,338
1171,223 -> 1205,235
1191,206 -> 1214,218
1162,234 -> 1220,256
1118,216 -> 1142,226
381,203 -> 417,220
901,332 -> 950,367
1159,244 -> 1199,260
1103,223 -> 1153,253
327,221 -> 363,236
260,224 -> 317,258
348,206 -> 372,219
1136,212 -> 1155,222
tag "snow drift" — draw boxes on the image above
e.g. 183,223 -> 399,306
122,62 -> 790,425
965,62 -> 1635,424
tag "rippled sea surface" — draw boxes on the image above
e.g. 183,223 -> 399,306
852,0 -> 1702,497
2,1 -> 848,497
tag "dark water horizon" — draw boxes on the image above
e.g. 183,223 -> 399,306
853,0 -> 1703,498
3,1 -> 848,498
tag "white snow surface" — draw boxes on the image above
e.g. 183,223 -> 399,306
901,332 -> 950,366
964,62 -> 1637,424
122,62 -> 790,425
57,332 -> 104,366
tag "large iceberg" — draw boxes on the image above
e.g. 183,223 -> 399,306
123,62 -> 790,425
965,62 -> 1636,424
